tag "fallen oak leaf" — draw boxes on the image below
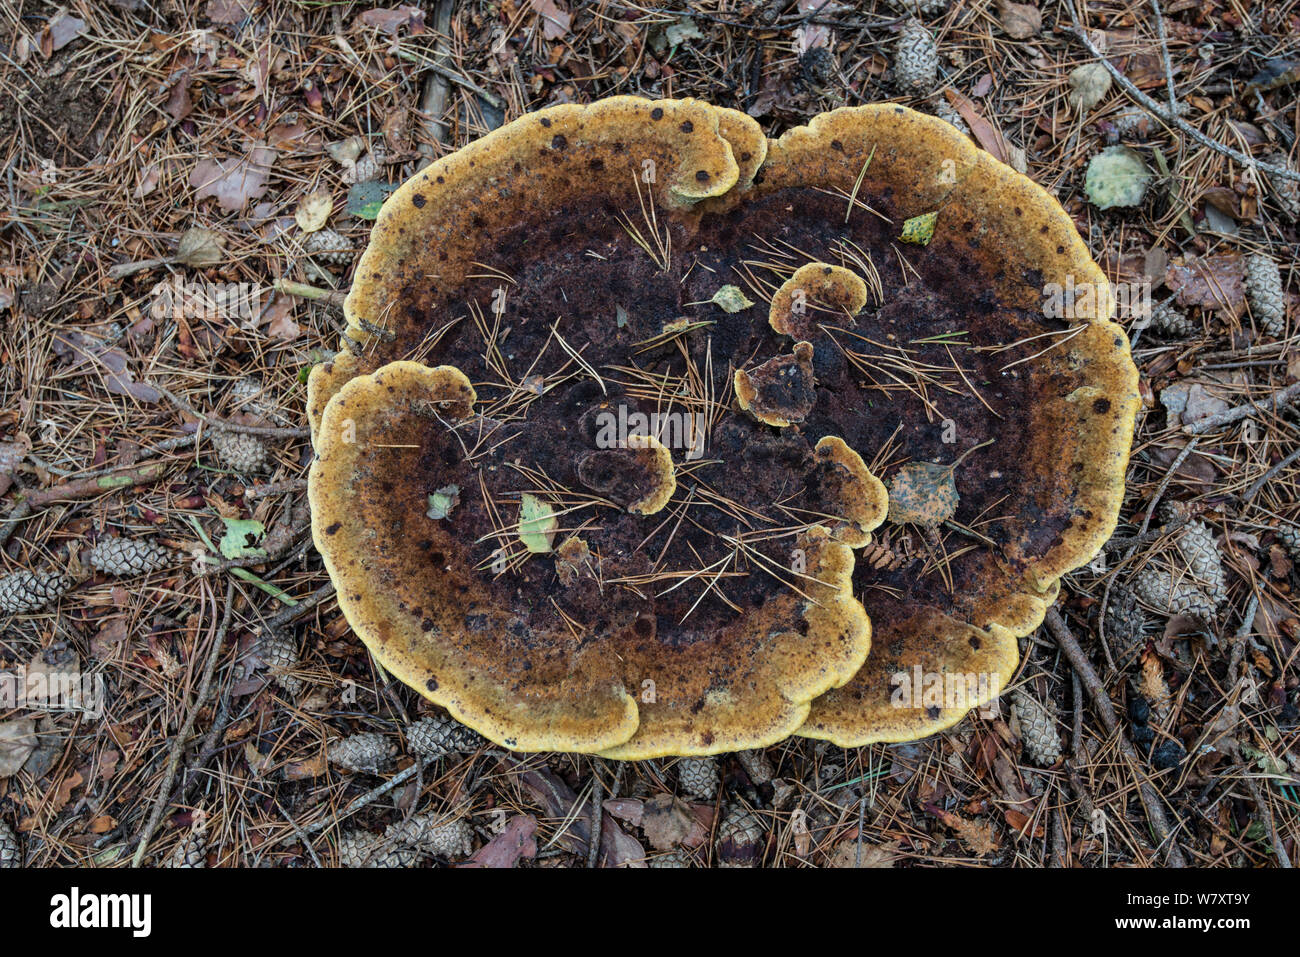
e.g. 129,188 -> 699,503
996,0 -> 1042,39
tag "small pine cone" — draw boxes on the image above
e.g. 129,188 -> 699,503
716,806 -> 764,868
304,228 -> 354,266
1264,151 -> 1300,222
893,19 -> 938,94
0,818 -> 18,868
931,93 -> 969,135
736,749 -> 775,785
648,848 -> 691,868
405,713 -> 484,760
229,376 -> 268,414
164,828 -> 207,868
337,830 -> 420,868
327,731 -> 396,774
1176,519 -> 1227,606
1149,300 -> 1192,336
258,630 -> 303,696
384,813 -> 473,859
211,429 -> 269,473
1012,691 -> 1062,767
1105,586 -> 1147,664
1131,566 -> 1215,622
89,537 -> 171,576
1245,253 -> 1286,337
0,570 -> 73,615
676,756 -> 719,801
888,0 -> 949,15
1277,524 -> 1300,560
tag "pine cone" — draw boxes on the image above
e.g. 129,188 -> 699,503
1131,566 -> 1215,622
384,813 -> 474,859
1149,300 -> 1192,336
736,749 -> 775,785
1245,253 -> 1286,337
89,537 -> 171,576
211,429 -> 269,473
405,713 -> 483,760
0,570 -> 73,615
327,731 -> 396,774
0,818 -> 18,868
931,93 -> 969,135
304,228 -> 354,266
1105,585 -> 1147,664
337,830 -> 421,868
888,0 -> 949,15
648,848 -> 692,868
229,376 -> 268,413
164,828 -> 207,868
676,756 -> 719,801
1175,519 -> 1227,606
1277,524 -> 1300,560
1264,151 -> 1300,222
1012,690 -> 1062,766
258,630 -> 303,696
894,19 -> 938,94
716,806 -> 764,868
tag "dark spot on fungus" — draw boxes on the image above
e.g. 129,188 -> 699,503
412,194 -> 426,208
650,107 -> 664,120
325,522 -> 341,535
680,120 -> 693,133
1093,397 -> 1111,414
695,170 -> 710,182
426,677 -> 439,691
551,134 -> 568,150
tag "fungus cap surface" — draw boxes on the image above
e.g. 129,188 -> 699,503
309,98 -> 1138,753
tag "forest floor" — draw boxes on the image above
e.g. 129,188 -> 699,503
0,0 -> 1297,867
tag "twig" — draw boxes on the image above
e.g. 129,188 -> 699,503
1243,776 -> 1292,869
587,769 -> 603,869
1241,446 -> 1300,504
132,580 -> 236,866
244,477 -> 309,500
1044,607 -> 1189,867
1183,382 -> 1300,435
3,460 -> 175,551
1065,9 -> 1300,183
153,382 -> 311,438
256,581 -> 336,635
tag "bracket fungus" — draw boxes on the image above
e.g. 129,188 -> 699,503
308,97 -> 1138,755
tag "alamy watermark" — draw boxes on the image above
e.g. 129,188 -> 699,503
890,666 -> 1002,719
1043,275 -> 1151,322
0,667 -> 105,718
149,274 -> 266,326
593,402 -> 706,461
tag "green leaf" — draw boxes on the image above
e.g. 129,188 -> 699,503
899,211 -> 939,246
710,284 -> 755,313
517,493 -> 558,554
219,517 -> 267,560
346,180 -> 397,220
426,485 -> 461,521
1084,147 -> 1151,210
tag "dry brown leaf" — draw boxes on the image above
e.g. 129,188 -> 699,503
459,814 -> 538,868
943,88 -> 1011,164
0,718 -> 38,777
530,0 -> 570,41
1166,253 -> 1246,312
996,0 -> 1042,39
191,146 -> 277,213
640,794 -> 705,851
828,833 -> 898,867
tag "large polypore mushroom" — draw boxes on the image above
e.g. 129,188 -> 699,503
309,97 -> 1138,754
